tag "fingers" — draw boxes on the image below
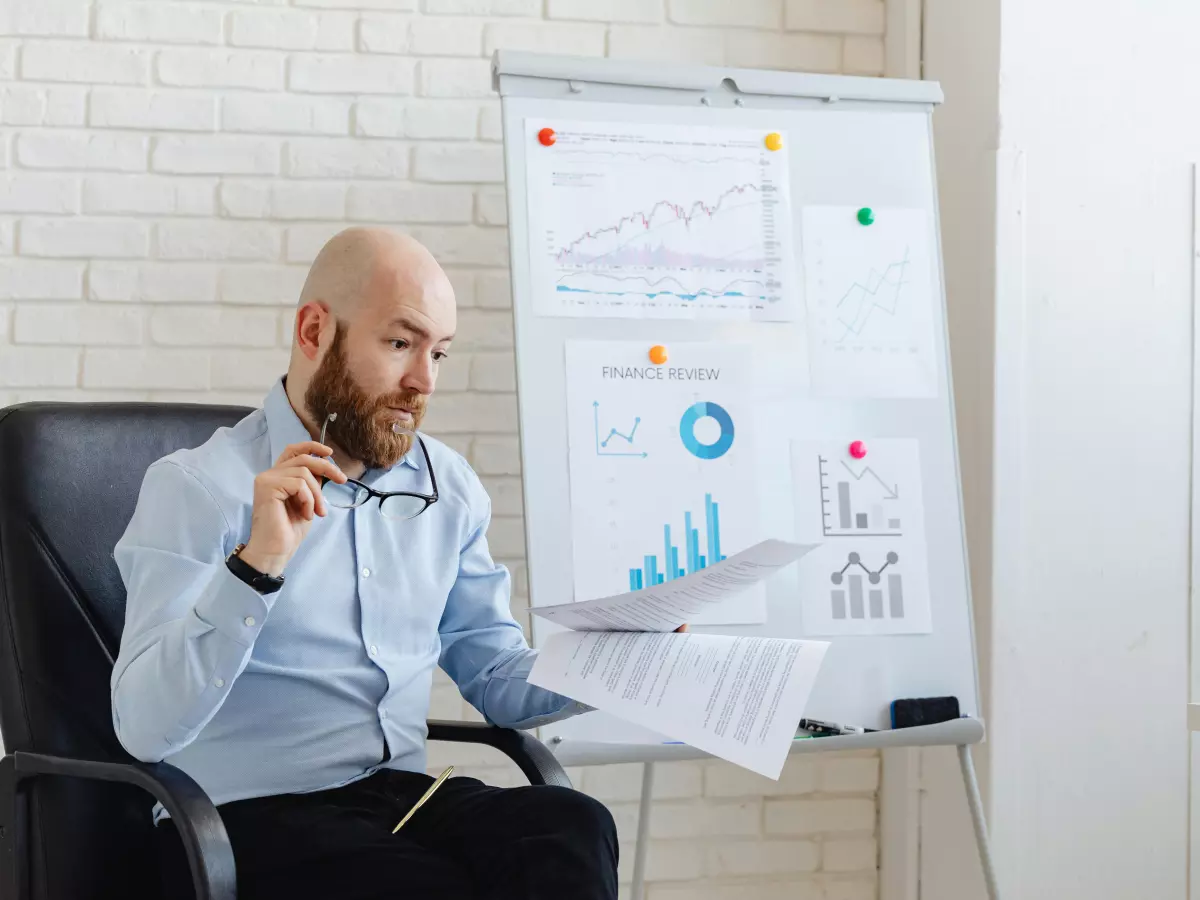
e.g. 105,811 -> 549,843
285,476 -> 316,521
674,624 -> 689,633
288,454 -> 347,484
272,446 -> 346,483
276,441 -> 335,465
259,466 -> 327,519
283,467 -> 326,518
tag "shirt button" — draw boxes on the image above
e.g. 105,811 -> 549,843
380,710 -> 389,720
361,567 -> 372,578
369,645 -> 379,657
243,616 -> 256,627
214,678 -> 225,688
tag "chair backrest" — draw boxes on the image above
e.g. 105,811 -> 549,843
0,402 -> 252,900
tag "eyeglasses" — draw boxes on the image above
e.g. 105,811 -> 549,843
317,412 -> 439,521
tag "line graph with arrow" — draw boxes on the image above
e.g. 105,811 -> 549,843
812,442 -> 924,539
839,460 -> 899,500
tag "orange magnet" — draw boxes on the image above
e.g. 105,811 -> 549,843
648,345 -> 668,365
537,127 -> 556,147
764,132 -> 783,151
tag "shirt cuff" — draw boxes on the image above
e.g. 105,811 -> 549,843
513,699 -> 594,730
192,564 -> 275,647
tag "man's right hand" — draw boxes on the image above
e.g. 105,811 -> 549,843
239,441 -> 347,577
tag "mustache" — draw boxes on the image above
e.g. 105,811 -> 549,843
375,391 -> 427,415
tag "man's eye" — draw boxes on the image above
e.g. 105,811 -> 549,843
389,339 -> 409,350
432,351 -> 448,362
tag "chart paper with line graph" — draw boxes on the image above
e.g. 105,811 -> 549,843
525,120 -> 799,320
802,206 -> 938,398
790,439 -> 933,635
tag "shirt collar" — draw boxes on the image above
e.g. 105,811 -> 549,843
262,378 -> 420,472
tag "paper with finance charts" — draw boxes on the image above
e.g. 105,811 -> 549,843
529,540 -> 830,779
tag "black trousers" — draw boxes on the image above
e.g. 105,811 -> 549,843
157,769 -> 619,900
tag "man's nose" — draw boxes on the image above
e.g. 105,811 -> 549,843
401,357 -> 435,395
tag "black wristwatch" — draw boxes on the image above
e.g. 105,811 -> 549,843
225,543 -> 286,595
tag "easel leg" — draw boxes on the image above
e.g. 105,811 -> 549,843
630,762 -> 655,900
957,744 -> 1001,900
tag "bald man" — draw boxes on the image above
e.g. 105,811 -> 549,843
111,228 -> 618,900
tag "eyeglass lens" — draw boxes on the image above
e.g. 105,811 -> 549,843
379,494 -> 428,521
321,480 -> 370,509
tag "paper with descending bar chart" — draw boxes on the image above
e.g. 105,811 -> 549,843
801,206 -> 939,398
791,439 -> 933,635
525,120 -> 798,320
565,341 -> 765,625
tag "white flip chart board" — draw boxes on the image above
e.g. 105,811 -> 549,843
493,51 -> 980,747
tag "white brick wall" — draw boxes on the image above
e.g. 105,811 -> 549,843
0,1 -> 890,895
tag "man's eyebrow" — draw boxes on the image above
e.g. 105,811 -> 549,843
387,316 -> 454,342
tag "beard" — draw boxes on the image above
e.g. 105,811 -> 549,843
304,325 -> 428,471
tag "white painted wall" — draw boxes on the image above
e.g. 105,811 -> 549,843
990,2 -> 1195,894
0,2 -> 891,897
924,1 -> 1197,897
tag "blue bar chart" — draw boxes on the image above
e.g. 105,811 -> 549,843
628,493 -> 725,591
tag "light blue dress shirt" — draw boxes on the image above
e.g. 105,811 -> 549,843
111,379 -> 579,815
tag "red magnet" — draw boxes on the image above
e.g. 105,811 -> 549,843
849,440 -> 867,460
538,127 -> 556,146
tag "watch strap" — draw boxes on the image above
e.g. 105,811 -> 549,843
225,543 -> 285,595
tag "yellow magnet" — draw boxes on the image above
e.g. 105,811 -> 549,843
764,132 -> 783,151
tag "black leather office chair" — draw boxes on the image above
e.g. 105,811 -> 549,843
0,403 -> 571,900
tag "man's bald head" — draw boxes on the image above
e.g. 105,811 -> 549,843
284,228 -> 458,471
297,227 -> 452,322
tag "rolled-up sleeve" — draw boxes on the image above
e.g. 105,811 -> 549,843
437,479 -> 585,730
111,460 -> 273,762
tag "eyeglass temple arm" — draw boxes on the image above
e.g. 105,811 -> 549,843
418,436 -> 438,498
318,412 -> 336,447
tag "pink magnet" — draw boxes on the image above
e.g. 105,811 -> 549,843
849,440 -> 867,460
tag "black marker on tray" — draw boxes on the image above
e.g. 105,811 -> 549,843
798,718 -> 878,737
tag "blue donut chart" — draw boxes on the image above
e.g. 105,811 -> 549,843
679,402 -> 735,460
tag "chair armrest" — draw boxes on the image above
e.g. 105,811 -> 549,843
2,751 -> 235,900
426,721 -> 573,789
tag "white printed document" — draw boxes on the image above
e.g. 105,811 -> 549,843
800,206 -> 939,398
529,631 -> 829,779
533,539 -> 815,632
528,539 -> 830,778
564,340 -> 768,626
790,440 -> 933,635
524,120 -> 799,321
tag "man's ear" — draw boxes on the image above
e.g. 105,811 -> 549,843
295,302 -> 329,361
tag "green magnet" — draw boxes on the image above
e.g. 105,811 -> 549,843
856,207 -> 875,226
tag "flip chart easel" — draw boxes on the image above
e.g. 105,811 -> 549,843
492,51 -> 998,900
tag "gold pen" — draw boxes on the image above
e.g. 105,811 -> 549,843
393,766 -> 454,834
